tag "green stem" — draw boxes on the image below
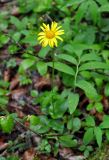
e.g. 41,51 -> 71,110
51,52 -> 55,113
74,58 -> 80,92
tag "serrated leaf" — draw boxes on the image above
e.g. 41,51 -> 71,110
79,62 -> 109,71
68,93 -> 79,114
47,62 -> 75,75
94,127 -> 102,147
83,128 -> 94,145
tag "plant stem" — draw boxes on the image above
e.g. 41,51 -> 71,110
51,52 -> 55,113
74,58 -> 80,92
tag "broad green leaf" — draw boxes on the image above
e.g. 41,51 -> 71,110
59,135 -> 77,147
38,46 -> 50,58
47,62 -> 75,75
79,62 -> 109,71
76,80 -> 99,100
100,115 -> 109,128
83,128 -> 94,145
104,83 -> 109,97
36,61 -> 47,75
106,130 -> 109,141
10,16 -> 24,30
29,115 -> 40,125
68,93 -> 79,114
89,0 -> 99,24
94,127 -> 102,147
19,59 -> 35,73
80,53 -> 101,62
95,102 -> 103,113
50,120 -> 64,133
74,2 -> 89,24
34,0 -> 52,12
72,117 -> 81,132
56,54 -> 77,65
86,116 -> 95,127
99,4 -> 109,12
30,116 -> 50,134
49,101 -> 68,119
0,115 -> 14,133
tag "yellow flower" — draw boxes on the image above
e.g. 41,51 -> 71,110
38,21 -> 64,48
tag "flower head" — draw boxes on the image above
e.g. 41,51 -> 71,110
38,21 -> 64,48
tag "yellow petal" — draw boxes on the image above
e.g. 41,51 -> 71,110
51,21 -> 58,30
38,32 -> 45,36
53,38 -> 58,47
40,26 -> 45,31
55,31 -> 64,36
37,36 -> 45,40
42,39 -> 48,47
56,36 -> 63,41
43,23 -> 47,28
56,26 -> 62,31
48,40 -> 53,48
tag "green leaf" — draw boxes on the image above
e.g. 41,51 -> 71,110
29,115 -> 40,125
80,53 -> 101,62
72,117 -> 81,132
68,93 -> 79,114
38,46 -> 50,58
50,120 -> 64,133
49,101 -> 68,119
89,0 -> 99,24
76,80 -> 99,100
79,62 -> 109,71
59,135 -> 77,147
100,115 -> 109,128
30,116 -> 50,134
94,127 -> 102,147
36,61 -> 47,76
95,102 -> 103,113
106,130 -> 109,141
47,62 -> 75,75
19,59 -> 35,73
99,4 -> 109,12
0,97 -> 8,106
85,116 -> 95,127
0,115 -> 14,133
74,1 -> 89,24
83,128 -> 94,145
104,83 -> 109,97
10,16 -> 23,30
30,90 -> 38,97
34,0 -> 52,12
56,54 -> 77,65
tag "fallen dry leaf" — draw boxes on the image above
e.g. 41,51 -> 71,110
34,76 -> 51,91
10,74 -> 19,90
11,88 -> 27,101
4,69 -> 11,81
22,148 -> 36,160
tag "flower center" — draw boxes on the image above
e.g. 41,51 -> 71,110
46,30 -> 55,39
